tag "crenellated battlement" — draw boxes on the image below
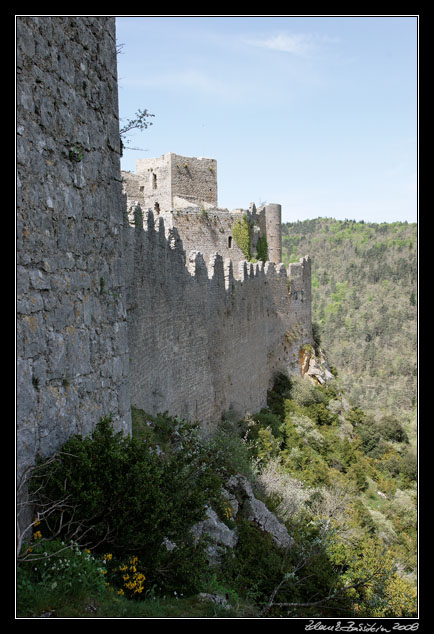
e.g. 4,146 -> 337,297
122,204 -> 309,293
122,204 -> 312,426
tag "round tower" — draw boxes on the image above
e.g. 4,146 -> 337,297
265,203 -> 282,263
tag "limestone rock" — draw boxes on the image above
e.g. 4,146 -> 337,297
225,475 -> 293,550
191,506 -> 238,566
300,345 -> 334,385
198,592 -> 231,610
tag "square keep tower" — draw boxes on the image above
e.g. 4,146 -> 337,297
135,152 -> 217,212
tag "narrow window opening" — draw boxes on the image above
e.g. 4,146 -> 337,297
228,236 -> 233,249
152,173 -> 157,190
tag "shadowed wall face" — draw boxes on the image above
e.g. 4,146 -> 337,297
16,16 -> 131,482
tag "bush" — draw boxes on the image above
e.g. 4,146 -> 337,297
218,517 -> 289,607
400,447 -> 417,482
377,415 -> 409,444
206,418 -> 256,480
28,415 -> 223,595
267,373 -> 293,417
304,402 -> 337,426
288,375 -> 325,408
311,321 -> 322,355
256,235 -> 268,263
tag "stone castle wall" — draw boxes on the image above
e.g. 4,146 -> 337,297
159,207 -> 247,267
123,207 -> 312,430
16,17 -> 313,497
16,16 -> 131,488
168,153 -> 218,208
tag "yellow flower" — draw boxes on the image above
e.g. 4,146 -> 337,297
33,530 -> 42,541
117,589 -> 124,596
104,553 -> 112,561
123,574 -> 130,581
33,517 -> 41,527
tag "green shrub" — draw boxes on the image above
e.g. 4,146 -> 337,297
400,447 -> 417,483
311,321 -> 322,355
377,415 -> 409,444
288,375 -> 325,408
218,517 -> 289,607
28,415 -> 222,596
304,402 -> 337,426
267,373 -> 292,417
252,409 -> 282,438
206,418 -> 256,480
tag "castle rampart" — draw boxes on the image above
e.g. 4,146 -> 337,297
122,162 -> 285,269
16,16 -> 313,524
123,207 -> 312,429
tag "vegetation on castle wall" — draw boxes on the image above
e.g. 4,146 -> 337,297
232,214 -> 252,261
256,235 -> 268,264
232,214 -> 269,264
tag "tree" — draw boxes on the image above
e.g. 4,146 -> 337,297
119,109 -> 155,156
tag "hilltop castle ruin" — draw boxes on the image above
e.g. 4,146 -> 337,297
16,17 -> 316,510
121,152 -> 283,266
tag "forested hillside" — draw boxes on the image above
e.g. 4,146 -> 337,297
281,218 -> 417,440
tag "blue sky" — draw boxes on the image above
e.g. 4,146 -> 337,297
115,15 -> 418,224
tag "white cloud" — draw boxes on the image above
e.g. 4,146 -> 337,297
247,32 -> 315,56
243,31 -> 341,63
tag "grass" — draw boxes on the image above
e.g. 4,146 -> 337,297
17,590 -> 252,618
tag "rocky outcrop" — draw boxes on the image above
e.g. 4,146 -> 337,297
191,474 -> 293,566
300,345 -> 334,385
225,475 -> 293,550
191,506 -> 238,566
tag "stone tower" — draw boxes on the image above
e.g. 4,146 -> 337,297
124,152 -> 218,213
264,203 -> 282,264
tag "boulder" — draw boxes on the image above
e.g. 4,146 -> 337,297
191,475 -> 293,565
224,475 -> 293,550
191,506 -> 238,566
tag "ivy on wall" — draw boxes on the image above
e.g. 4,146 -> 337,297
256,235 -> 268,264
232,215 -> 252,261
